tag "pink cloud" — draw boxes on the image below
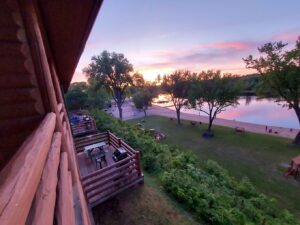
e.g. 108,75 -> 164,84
198,41 -> 254,50
273,31 -> 299,43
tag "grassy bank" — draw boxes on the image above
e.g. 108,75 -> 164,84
93,173 -> 200,225
127,116 -> 300,217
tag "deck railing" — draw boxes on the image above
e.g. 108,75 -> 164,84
70,117 -> 97,137
0,109 -> 93,225
78,131 -> 143,207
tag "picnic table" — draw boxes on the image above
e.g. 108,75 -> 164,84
84,142 -> 106,152
84,142 -> 106,160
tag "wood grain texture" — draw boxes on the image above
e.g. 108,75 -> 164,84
56,152 -> 76,225
0,113 -> 56,225
26,132 -> 62,225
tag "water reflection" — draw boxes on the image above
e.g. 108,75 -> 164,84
244,95 -> 252,105
153,95 -> 298,129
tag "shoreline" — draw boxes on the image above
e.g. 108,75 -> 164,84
112,103 -> 299,140
147,105 -> 299,139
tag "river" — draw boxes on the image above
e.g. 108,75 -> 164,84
153,95 -> 299,129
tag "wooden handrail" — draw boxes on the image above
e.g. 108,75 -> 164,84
56,152 -> 76,225
81,155 -> 135,181
107,131 -> 142,175
84,162 -> 137,193
0,113 -> 56,225
120,141 -> 138,154
87,170 -> 139,201
83,159 -> 137,187
26,132 -> 62,225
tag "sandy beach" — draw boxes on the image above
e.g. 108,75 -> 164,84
110,102 -> 299,140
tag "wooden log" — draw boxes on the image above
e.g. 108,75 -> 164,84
60,111 -> 64,124
0,102 -> 41,119
56,152 -> 75,225
75,181 -> 92,225
57,103 -> 62,112
65,131 -> 92,225
25,132 -> 62,225
0,88 -> 40,104
0,73 -> 34,89
0,115 -> 41,136
68,171 -> 76,224
0,113 -> 56,225
75,133 -> 107,143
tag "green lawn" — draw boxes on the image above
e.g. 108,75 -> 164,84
92,173 -> 201,225
128,116 -> 300,217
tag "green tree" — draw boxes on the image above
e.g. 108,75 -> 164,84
162,70 -> 192,125
83,51 -> 133,120
86,78 -> 109,109
65,82 -> 88,110
129,72 -> 145,95
243,38 -> 300,144
132,88 -> 155,117
189,70 -> 241,133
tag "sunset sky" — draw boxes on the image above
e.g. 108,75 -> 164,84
72,0 -> 300,82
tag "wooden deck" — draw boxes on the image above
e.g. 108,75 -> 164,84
75,132 -> 144,207
70,116 -> 97,137
77,146 -> 115,177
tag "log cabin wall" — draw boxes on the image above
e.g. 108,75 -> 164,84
0,0 -> 95,225
0,0 -> 46,170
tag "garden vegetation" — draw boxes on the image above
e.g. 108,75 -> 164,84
90,109 -> 298,225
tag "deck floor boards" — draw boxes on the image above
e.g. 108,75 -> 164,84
77,146 -> 116,178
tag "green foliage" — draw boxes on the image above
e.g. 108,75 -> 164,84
83,50 -> 134,119
244,38 -> 300,144
132,88 -> 156,116
65,81 -> 109,111
188,70 -> 242,131
161,70 -> 194,124
90,109 -> 299,225
65,82 -> 88,110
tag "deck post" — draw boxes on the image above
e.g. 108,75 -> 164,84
107,130 -> 110,145
136,151 -> 143,177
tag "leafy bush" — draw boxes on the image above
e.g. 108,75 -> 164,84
90,109 -> 299,225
